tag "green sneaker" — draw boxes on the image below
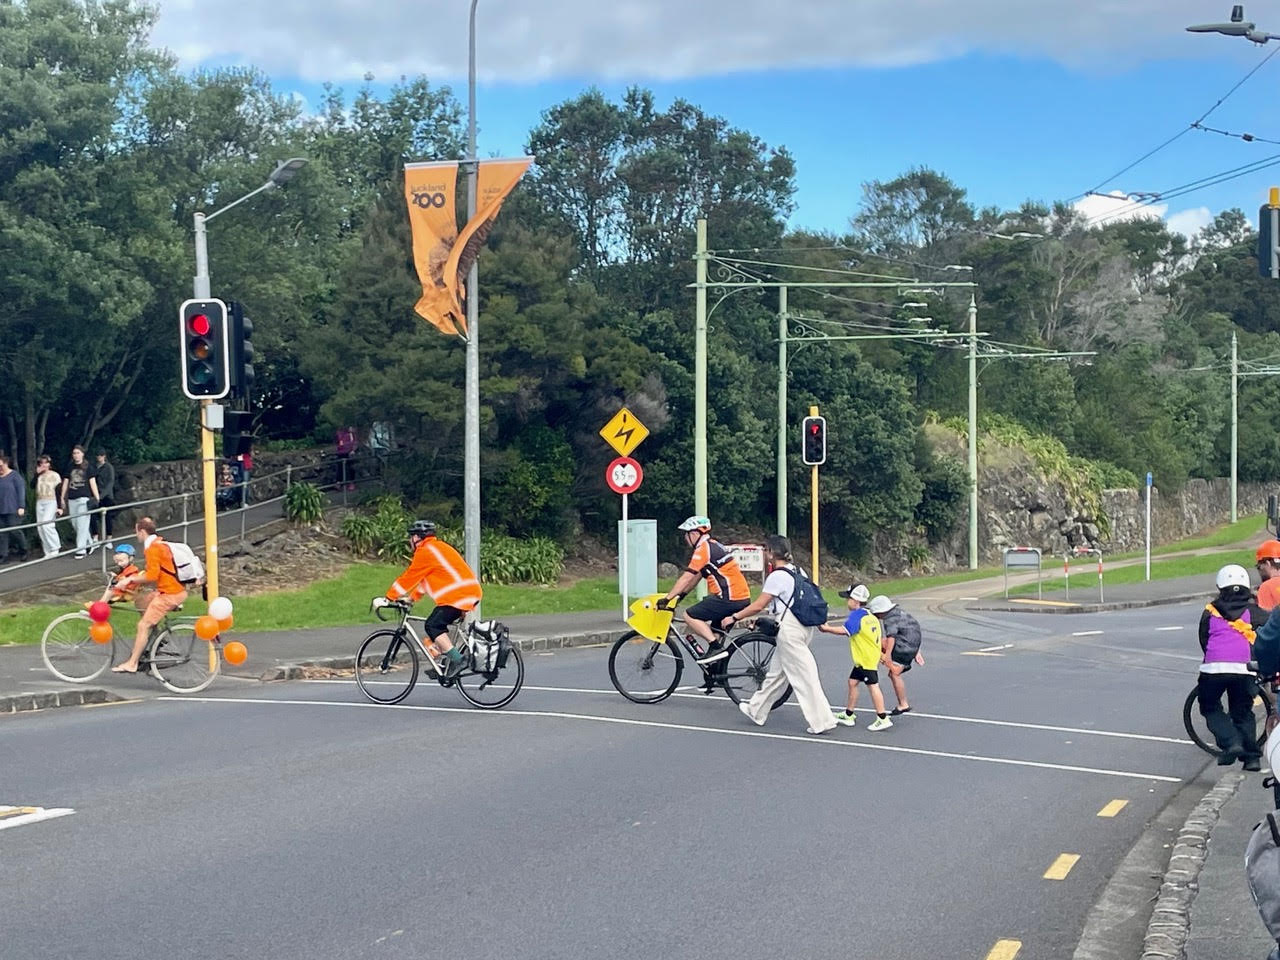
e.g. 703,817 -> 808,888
833,710 -> 857,727
867,716 -> 894,732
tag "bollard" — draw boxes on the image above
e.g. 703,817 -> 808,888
1063,555 -> 1070,601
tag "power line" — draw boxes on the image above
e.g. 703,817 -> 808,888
1192,122 -> 1280,146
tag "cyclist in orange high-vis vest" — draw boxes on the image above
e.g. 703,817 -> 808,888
372,520 -> 481,677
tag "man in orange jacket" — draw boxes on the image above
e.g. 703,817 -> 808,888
1256,539 -> 1280,610
372,520 -> 481,677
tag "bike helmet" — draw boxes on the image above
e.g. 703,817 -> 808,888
677,515 -> 711,533
1216,563 -> 1252,591
1257,540 -> 1280,563
111,543 -> 135,556
407,520 -> 437,539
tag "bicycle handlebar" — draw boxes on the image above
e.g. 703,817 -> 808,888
372,599 -> 410,622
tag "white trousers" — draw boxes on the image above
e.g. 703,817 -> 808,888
67,497 -> 90,551
35,500 -> 62,557
742,612 -> 837,733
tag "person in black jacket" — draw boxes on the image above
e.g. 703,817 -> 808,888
1198,564 -> 1270,769
868,595 -> 925,716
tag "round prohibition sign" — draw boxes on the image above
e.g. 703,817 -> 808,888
606,456 -> 643,494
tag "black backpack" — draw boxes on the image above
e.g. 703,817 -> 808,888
782,567 -> 829,627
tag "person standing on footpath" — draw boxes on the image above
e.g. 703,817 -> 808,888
90,449 -> 117,541
722,535 -> 837,736
60,445 -> 93,558
0,456 -> 29,564
32,455 -> 63,558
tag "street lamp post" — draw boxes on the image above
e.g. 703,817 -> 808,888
190,157 -> 307,601
464,0 -> 482,585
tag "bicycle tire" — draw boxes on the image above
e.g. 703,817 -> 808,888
1182,682 -> 1273,757
355,629 -> 419,704
150,623 -> 220,694
608,630 -> 684,704
720,632 -> 793,711
456,644 -> 525,709
41,611 -> 113,683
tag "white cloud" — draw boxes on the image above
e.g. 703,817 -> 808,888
150,0 -> 1246,84
1071,193 -> 1214,238
1166,206 -> 1214,238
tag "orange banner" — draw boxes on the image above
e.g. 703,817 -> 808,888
444,157 -> 534,335
404,161 -> 463,336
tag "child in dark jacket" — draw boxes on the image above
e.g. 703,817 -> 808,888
1198,563 -> 1270,770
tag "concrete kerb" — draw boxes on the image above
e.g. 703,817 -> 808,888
0,687 -> 123,715
257,629 -> 630,682
1141,771 -> 1246,960
969,593 -> 1204,615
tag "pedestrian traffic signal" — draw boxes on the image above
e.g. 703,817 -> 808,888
801,415 -> 827,466
179,299 -> 230,400
222,409 -> 254,458
227,300 -> 255,398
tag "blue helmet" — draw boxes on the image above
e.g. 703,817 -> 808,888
112,543 -> 135,557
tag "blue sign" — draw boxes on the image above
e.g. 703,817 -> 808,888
1146,472 -> 1153,487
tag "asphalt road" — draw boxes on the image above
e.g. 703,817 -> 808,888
1,599 -> 1215,960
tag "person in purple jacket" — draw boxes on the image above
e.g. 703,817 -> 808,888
1198,564 -> 1269,770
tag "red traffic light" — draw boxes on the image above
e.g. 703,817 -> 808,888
187,313 -> 211,337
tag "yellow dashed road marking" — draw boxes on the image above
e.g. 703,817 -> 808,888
1008,598 -> 1079,608
985,940 -> 1021,960
1044,853 -> 1081,880
1098,799 -> 1128,818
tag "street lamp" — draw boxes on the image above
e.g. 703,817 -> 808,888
1187,5 -> 1279,42
464,0 -> 482,585
190,156 -> 308,603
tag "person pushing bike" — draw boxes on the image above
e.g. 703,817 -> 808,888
658,515 -> 750,665
372,521 -> 481,679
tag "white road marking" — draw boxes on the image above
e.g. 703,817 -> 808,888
160,696 -> 1183,783
962,651 -> 1005,657
958,597 -> 980,601
1155,626 -> 1184,632
297,679 -> 1191,744
0,806 -> 75,831
1072,630 -> 1104,637
978,643 -> 1015,652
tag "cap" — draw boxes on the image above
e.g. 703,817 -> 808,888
868,595 -> 895,615
838,584 -> 870,602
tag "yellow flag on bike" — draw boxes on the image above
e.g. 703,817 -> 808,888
626,594 -> 673,642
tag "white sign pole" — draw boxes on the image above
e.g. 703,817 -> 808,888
1144,471 -> 1152,582
621,492 -> 629,619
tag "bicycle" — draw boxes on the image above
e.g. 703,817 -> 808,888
40,593 -> 221,694
1183,664 -> 1277,758
607,598 -> 793,709
354,600 -> 524,709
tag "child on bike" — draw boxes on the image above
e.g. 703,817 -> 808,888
817,584 -> 892,731
1198,563 -> 1270,770
95,543 -> 140,606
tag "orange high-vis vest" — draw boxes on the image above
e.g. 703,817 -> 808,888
387,536 -> 482,610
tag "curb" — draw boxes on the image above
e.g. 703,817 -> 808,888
257,629 -> 630,682
0,687 -> 124,715
969,593 -> 1203,615
1141,771 -> 1245,960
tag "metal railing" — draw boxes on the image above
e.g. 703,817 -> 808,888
0,450 -> 394,582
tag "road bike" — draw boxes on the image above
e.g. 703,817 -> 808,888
608,609 -> 792,709
1183,666 -> 1277,758
355,600 -> 524,709
41,598 -> 221,694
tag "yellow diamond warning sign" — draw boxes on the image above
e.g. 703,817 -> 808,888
599,407 -> 649,458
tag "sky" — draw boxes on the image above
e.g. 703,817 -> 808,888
148,0 -> 1280,238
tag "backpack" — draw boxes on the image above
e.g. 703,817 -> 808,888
1247,808 -> 1280,945
782,567 -> 829,627
163,541 -> 206,585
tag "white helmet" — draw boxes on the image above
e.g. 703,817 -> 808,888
1216,563 -> 1252,591
677,515 -> 711,533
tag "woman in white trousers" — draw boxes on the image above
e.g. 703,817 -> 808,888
719,535 -> 836,735
33,456 -> 63,558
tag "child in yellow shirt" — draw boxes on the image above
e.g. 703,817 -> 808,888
816,584 -> 892,731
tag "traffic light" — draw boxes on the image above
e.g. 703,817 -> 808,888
1260,200 -> 1279,279
801,415 -> 827,466
227,300 -> 255,398
179,299 -> 230,400
222,409 -> 254,459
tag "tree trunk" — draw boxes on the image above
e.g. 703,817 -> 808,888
23,388 -> 36,477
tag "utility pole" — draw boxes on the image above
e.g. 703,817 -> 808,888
463,0 -> 481,581
777,285 -> 787,537
1231,330 -> 1239,523
695,218 -> 708,525
968,295 -> 979,570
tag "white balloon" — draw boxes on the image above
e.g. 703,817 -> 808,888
209,596 -> 234,621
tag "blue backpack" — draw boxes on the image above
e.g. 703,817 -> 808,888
782,567 -> 829,627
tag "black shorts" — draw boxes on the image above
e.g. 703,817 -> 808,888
891,656 -> 913,674
849,667 -> 879,684
686,596 -> 748,626
423,604 -> 465,638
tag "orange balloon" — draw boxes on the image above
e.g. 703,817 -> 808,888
216,616 -> 234,632
194,615 -> 220,640
89,621 -> 113,645
223,641 -> 248,666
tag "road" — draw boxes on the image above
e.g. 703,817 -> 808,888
1,598 -> 1214,960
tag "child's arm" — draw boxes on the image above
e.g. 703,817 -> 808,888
817,623 -> 849,636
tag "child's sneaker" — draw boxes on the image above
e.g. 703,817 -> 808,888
868,716 -> 894,732
832,710 -> 857,727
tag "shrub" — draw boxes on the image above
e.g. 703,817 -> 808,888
284,482 -> 326,524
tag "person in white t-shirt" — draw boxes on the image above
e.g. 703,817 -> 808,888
719,534 -> 837,735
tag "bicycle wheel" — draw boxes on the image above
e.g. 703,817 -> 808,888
608,630 -> 684,704
41,611 -> 113,683
456,644 -> 525,709
720,632 -> 793,711
1182,683 -> 1272,757
150,623 -> 220,693
355,629 -> 419,705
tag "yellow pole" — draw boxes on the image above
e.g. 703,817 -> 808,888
201,401 -> 219,671
809,403 -> 819,582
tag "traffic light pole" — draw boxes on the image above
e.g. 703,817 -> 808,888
968,295 -> 978,570
777,285 -> 787,537
191,213 -> 220,608
810,404 -> 820,582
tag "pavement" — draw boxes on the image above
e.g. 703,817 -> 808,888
971,574 -> 1207,614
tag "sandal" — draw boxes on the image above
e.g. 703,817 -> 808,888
890,706 -> 912,716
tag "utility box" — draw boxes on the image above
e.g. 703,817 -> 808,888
618,519 -> 657,596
